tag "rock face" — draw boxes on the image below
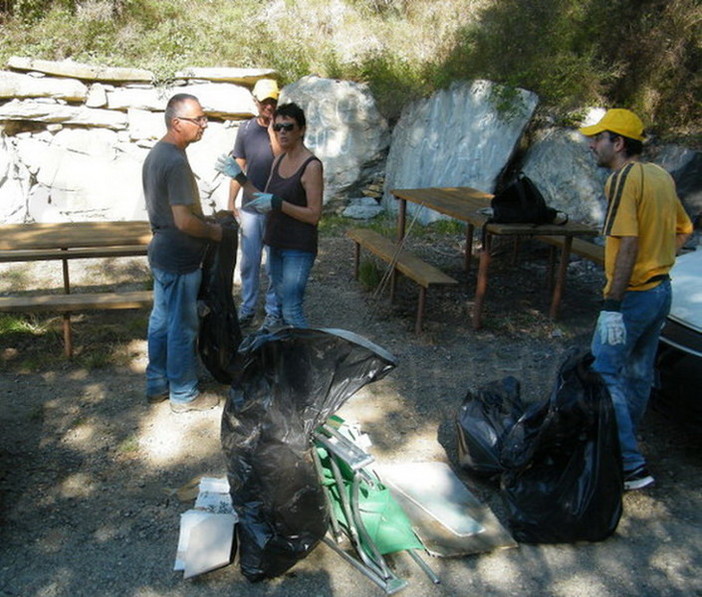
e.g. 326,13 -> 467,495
382,80 -> 539,224
521,128 -> 610,228
280,75 -> 390,202
0,56 -> 699,229
523,130 -> 702,230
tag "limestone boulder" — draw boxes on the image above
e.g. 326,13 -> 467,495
0,70 -> 87,101
15,128 -> 148,221
280,75 -> 390,202
521,127 -> 609,228
0,135 -> 29,222
0,99 -> 127,130
382,80 -> 539,224
7,56 -> 152,83
175,67 -> 277,85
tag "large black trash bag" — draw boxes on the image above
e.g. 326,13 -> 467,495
456,376 -> 525,480
198,212 -> 242,384
221,327 -> 397,582
499,352 -> 623,544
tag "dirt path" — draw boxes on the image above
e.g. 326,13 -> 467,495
1,226 -> 700,596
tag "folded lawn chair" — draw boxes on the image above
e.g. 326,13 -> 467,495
313,419 -> 440,594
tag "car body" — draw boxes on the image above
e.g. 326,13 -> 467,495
654,248 -> 702,431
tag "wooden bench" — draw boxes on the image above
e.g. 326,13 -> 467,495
535,235 -> 604,266
0,290 -> 153,357
0,221 -> 152,358
347,228 -> 458,333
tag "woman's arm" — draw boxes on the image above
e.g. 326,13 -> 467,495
281,159 -> 323,225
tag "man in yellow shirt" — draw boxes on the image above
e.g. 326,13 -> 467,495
580,109 -> 693,490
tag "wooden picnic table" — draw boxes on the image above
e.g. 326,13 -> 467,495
391,187 -> 598,329
0,220 -> 153,356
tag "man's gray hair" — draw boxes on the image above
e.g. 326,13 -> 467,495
164,93 -> 199,128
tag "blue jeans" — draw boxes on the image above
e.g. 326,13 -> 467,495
238,210 -> 277,318
267,247 -> 315,327
591,280 -> 671,473
146,266 -> 201,404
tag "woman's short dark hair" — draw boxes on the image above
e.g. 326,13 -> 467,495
275,102 -> 306,128
608,132 -> 643,157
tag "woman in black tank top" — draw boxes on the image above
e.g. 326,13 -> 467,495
241,102 -> 324,328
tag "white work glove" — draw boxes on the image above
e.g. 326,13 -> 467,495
214,154 -> 247,184
596,310 -> 626,346
249,192 -> 282,214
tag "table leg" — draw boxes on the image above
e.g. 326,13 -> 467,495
549,236 -> 572,319
472,234 -> 492,329
464,224 -> 474,274
61,253 -> 73,358
397,198 -> 407,243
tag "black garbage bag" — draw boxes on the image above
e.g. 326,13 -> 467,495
221,327 -> 397,582
456,376 -> 525,479
499,352 -> 623,544
198,212 -> 242,384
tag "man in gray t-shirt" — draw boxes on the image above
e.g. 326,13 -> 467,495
142,93 -> 223,414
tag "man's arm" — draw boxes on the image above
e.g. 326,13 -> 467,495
171,204 -> 222,242
676,232 -> 691,251
606,236 -> 638,301
227,158 -> 247,213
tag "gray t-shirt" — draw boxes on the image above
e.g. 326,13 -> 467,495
142,140 -> 206,274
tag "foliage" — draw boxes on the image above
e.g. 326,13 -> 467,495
0,0 -> 699,137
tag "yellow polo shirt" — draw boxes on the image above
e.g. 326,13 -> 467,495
602,161 -> 693,295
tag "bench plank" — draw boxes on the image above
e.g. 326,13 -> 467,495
347,228 -> 457,333
347,228 -> 458,287
0,245 -> 148,263
0,290 -> 153,313
535,235 -> 604,265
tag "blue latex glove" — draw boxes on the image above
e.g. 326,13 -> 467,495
215,154 -> 247,184
596,310 -> 626,345
249,192 -> 282,214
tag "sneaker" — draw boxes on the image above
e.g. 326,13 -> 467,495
146,389 -> 169,404
624,467 -> 655,491
238,311 -> 255,327
258,314 -> 284,332
170,391 -> 220,414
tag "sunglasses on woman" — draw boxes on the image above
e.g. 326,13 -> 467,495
273,123 -> 296,132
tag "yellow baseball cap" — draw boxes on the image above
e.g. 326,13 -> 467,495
252,79 -> 279,102
579,108 -> 645,142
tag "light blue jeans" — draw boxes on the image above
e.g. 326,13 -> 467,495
267,247 -> 315,327
238,209 -> 278,318
146,266 -> 201,404
591,280 -> 671,473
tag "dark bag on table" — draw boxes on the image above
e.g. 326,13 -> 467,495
491,173 -> 566,226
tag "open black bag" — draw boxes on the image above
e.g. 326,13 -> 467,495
456,376 -> 525,480
490,173 -> 565,225
221,327 -> 397,582
499,353 -> 623,544
198,212 -> 242,384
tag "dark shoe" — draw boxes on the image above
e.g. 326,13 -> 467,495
147,389 -> 169,404
238,311 -> 255,327
170,391 -> 220,414
624,467 -> 655,491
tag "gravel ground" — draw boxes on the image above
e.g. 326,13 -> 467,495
1,224 -> 701,597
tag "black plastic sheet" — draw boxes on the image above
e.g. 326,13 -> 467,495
198,212 -> 242,384
500,353 -> 623,543
221,327 -> 397,582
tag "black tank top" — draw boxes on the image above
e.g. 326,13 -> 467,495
264,154 -> 321,254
